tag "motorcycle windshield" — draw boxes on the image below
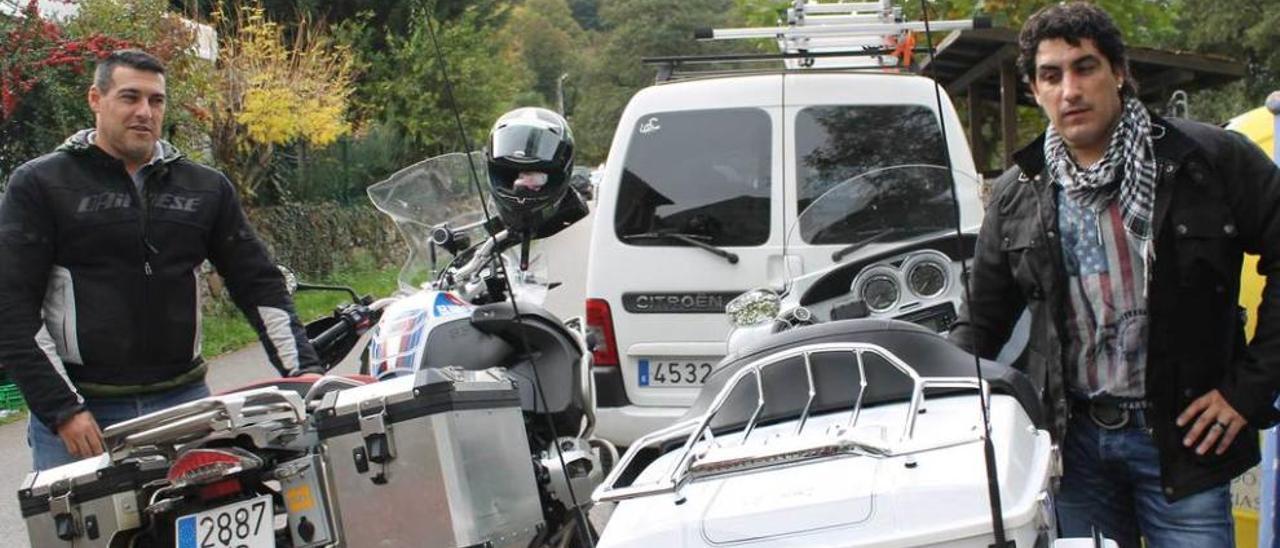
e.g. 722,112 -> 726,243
785,164 -> 980,278
366,152 -> 549,301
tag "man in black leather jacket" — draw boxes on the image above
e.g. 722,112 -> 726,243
0,50 -> 320,470
950,4 -> 1280,547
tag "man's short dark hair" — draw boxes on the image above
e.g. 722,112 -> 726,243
1017,2 -> 1136,97
94,49 -> 166,92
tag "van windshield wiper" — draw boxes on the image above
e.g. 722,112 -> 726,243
621,232 -> 740,264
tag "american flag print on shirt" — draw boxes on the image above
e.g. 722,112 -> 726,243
1057,193 -> 1149,398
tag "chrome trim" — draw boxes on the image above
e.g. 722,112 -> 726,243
592,341 -> 989,503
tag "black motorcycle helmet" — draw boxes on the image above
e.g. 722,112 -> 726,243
485,107 -> 576,234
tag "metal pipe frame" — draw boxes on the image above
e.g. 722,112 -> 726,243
701,19 -> 975,41
593,341 -> 991,503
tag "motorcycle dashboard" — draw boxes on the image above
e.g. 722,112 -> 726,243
798,231 -> 975,308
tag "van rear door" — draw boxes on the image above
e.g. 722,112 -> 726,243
781,73 -> 981,278
589,75 -> 785,409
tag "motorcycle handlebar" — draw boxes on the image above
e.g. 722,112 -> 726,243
311,316 -> 353,352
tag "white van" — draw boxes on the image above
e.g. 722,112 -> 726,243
585,71 -> 983,445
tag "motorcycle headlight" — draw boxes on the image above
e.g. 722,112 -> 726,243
725,288 -> 781,327
905,257 -> 949,298
860,273 -> 899,313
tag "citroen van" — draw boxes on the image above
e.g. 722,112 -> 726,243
585,71 -> 983,444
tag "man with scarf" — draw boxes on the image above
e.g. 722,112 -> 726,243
950,3 -> 1280,547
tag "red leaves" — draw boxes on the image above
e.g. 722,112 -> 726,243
0,3 -> 137,121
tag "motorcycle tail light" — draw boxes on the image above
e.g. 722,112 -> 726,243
585,298 -> 619,367
168,448 -> 263,501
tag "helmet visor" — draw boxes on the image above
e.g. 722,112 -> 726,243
491,123 -> 562,164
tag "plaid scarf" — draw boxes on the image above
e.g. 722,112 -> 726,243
1044,96 -> 1157,241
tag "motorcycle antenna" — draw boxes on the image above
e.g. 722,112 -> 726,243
423,10 -> 598,546
917,1 -> 1011,545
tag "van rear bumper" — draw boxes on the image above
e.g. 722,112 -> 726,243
594,405 -> 688,447
594,366 -> 695,445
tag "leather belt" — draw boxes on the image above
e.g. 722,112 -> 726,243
1072,398 -> 1152,430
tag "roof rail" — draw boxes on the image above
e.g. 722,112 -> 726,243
661,0 -> 985,79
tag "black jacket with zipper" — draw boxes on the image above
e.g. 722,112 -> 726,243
951,115 -> 1280,501
0,130 -> 319,429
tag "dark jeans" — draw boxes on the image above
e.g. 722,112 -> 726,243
1056,410 -> 1234,548
28,382 -> 211,471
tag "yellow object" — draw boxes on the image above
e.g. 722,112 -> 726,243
285,484 -> 315,513
1224,105 -> 1274,548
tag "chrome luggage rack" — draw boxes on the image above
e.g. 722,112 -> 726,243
593,341 -> 989,503
103,387 -> 307,459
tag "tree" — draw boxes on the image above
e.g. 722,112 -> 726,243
359,5 -> 530,155
1175,0 -> 1280,123
0,0 -> 134,178
572,0 -> 741,162
211,4 -> 355,203
503,0 -> 584,111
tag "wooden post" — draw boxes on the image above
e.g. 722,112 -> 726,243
999,59 -> 1019,168
968,85 -> 987,174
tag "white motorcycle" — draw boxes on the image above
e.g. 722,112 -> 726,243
592,165 -> 1110,547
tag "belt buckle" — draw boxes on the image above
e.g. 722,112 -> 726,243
1087,401 -> 1129,430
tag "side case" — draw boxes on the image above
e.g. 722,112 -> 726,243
315,368 -> 545,547
19,454 -> 167,547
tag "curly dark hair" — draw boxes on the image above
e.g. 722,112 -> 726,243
1017,2 -> 1136,97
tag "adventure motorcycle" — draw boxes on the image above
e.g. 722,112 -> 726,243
19,152 -> 611,548
19,279 -> 386,548
591,165 -> 1108,547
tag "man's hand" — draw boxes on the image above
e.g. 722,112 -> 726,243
56,411 -> 104,459
1177,389 -> 1247,456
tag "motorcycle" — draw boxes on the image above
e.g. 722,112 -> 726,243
591,165 -> 1108,547
19,279 -> 387,548
20,152 -> 611,548
352,151 -> 611,547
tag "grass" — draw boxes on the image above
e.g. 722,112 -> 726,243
203,256 -> 403,357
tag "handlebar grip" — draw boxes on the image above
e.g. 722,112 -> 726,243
311,320 -> 351,352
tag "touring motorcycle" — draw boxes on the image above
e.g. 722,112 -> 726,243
20,152 -> 610,548
591,165 -> 1109,547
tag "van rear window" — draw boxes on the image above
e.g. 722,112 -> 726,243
614,108 -> 771,247
795,105 -> 952,244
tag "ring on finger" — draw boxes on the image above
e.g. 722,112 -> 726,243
1212,421 -> 1229,430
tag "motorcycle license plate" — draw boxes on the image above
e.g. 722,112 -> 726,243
175,494 -> 274,548
639,359 -> 716,387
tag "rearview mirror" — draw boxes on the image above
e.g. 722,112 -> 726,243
725,288 -> 780,328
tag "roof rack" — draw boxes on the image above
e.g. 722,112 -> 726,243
651,0 -> 986,81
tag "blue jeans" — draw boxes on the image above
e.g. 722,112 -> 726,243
1056,410 -> 1234,548
28,382 -> 211,471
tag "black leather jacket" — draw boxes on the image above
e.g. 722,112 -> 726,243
0,131 -> 319,429
951,115 -> 1280,501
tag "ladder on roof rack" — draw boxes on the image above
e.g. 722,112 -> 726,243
670,0 -> 985,75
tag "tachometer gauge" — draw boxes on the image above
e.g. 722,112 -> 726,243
862,274 -> 899,312
907,260 -> 948,298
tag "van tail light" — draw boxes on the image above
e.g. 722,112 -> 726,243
585,298 -> 620,367
168,448 -> 263,501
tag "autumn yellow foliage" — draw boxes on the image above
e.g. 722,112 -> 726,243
212,4 -> 353,200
